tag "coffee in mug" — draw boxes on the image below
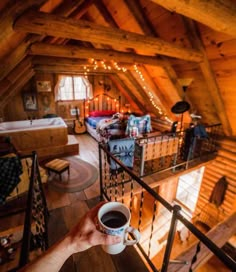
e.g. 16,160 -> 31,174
98,201 -> 140,255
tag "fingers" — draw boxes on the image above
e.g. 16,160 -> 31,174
92,231 -> 121,246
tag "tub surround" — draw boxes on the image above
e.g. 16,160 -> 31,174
0,118 -> 78,158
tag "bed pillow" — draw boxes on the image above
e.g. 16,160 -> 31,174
125,114 -> 152,135
89,110 -> 116,117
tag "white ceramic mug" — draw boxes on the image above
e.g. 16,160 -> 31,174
98,201 -> 140,255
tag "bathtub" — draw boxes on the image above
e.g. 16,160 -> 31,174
0,117 -> 68,151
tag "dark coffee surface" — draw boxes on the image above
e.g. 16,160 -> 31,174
101,210 -> 127,228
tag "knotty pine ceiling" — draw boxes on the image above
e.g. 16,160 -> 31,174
0,0 -> 236,135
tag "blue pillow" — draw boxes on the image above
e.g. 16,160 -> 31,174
108,138 -> 135,170
125,114 -> 152,135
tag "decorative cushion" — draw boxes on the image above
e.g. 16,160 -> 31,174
108,138 -> 135,170
125,114 -> 152,135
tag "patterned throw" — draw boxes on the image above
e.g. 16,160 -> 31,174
0,156 -> 23,204
108,138 -> 135,170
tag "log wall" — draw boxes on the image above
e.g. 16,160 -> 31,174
195,137 -> 236,223
3,73 -> 130,122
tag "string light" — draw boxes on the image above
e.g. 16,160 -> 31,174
83,60 -> 172,123
133,65 -> 172,123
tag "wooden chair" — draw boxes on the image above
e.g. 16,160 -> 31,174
45,159 -> 70,181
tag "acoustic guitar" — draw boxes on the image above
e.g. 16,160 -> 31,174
73,106 -> 86,134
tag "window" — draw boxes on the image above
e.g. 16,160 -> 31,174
175,167 -> 205,213
56,75 -> 93,101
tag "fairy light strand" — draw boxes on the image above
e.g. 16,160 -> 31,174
83,59 -> 172,123
133,65 -> 172,123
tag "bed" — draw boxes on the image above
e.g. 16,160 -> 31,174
84,94 -> 127,142
84,94 -> 155,142
85,111 -> 127,142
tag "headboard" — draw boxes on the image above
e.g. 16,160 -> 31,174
84,94 -> 121,117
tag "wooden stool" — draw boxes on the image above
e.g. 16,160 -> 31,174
45,159 -> 70,181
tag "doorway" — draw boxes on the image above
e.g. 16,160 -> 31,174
175,166 -> 205,214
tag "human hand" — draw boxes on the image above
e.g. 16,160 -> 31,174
66,202 -> 121,254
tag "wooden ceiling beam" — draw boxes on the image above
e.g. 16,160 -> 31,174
32,56 -> 90,66
123,0 -> 189,120
0,40 -> 32,81
14,9 -> 203,62
0,57 -> 32,96
132,66 -> 175,119
45,0 -> 95,45
109,75 -> 140,113
1,69 -> 35,109
183,18 -> 232,136
125,71 -> 154,113
32,56 -> 136,70
94,0 -> 119,28
33,64 -> 116,75
111,74 -> 144,112
51,0 -> 86,17
0,0 -> 46,43
29,42 -> 167,67
151,0 -> 236,37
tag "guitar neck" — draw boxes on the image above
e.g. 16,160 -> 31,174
75,106 -> 79,120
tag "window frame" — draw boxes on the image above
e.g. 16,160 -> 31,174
57,75 -> 92,101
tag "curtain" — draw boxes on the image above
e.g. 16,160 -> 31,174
55,75 -> 93,100
54,75 -> 64,101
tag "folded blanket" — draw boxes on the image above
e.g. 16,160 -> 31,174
0,155 -> 23,205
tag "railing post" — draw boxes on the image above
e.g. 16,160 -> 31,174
161,205 -> 181,272
98,143 -> 103,201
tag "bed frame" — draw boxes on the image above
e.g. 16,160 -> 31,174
84,94 -> 121,141
84,93 -> 121,117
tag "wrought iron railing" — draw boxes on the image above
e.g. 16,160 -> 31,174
134,123 -> 223,177
98,137 -> 236,272
17,151 -> 49,269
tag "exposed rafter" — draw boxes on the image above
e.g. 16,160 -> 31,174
0,57 -> 32,96
123,0 -> 188,120
151,0 -> 236,37
13,9 -> 203,62
29,43 -> 167,67
0,41 -> 32,81
1,69 -> 35,109
183,17 -> 232,136
111,74 -> 144,112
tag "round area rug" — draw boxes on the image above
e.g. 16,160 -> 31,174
47,156 -> 98,193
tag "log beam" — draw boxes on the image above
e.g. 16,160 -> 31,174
0,57 -> 32,96
183,18 -> 232,136
112,74 -> 145,113
14,9 -> 203,62
1,69 -> 35,109
151,0 -> 236,37
33,64 -> 119,75
123,0 -> 190,120
30,43 -> 168,67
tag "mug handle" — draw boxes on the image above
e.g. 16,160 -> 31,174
124,227 -> 141,246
